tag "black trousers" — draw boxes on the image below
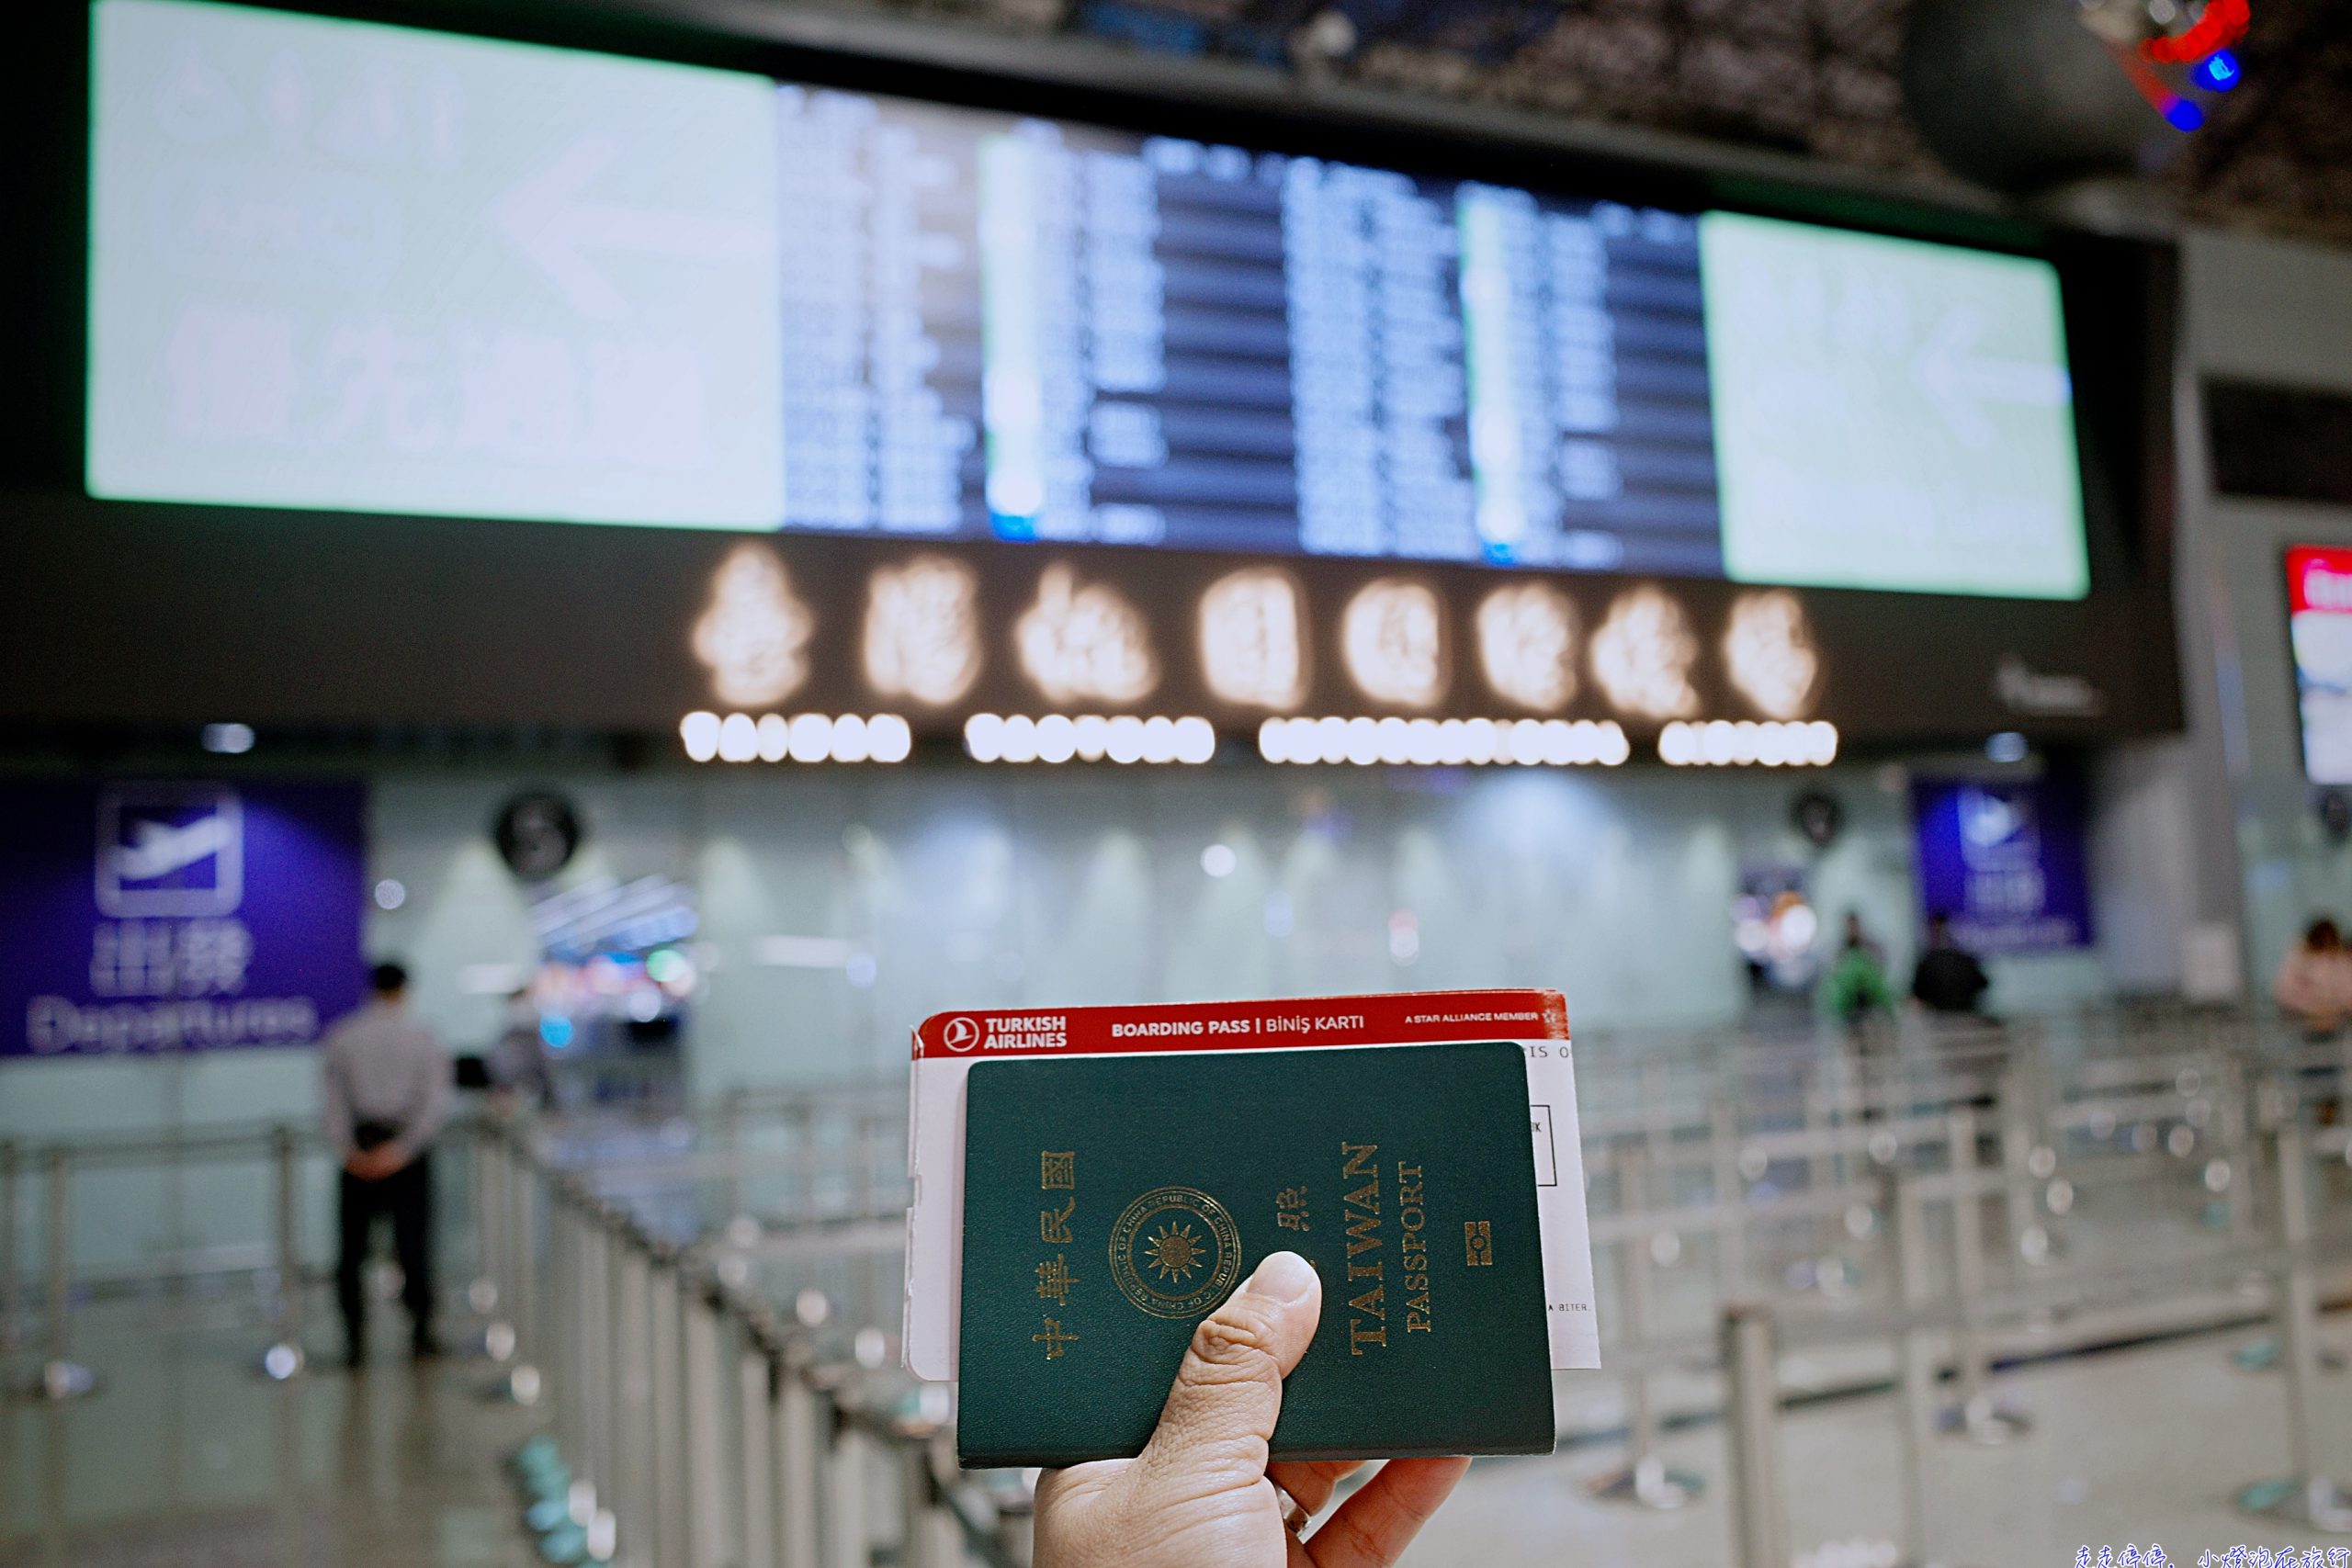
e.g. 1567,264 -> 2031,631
337,1152 -> 435,1357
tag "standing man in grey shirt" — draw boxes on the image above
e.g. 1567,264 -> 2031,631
322,961 -> 452,1366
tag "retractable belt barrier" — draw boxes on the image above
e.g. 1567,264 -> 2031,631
8,1011 -> 2352,1568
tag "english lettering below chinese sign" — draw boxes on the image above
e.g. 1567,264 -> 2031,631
1910,773 -> 2094,955
0,780 -> 368,1057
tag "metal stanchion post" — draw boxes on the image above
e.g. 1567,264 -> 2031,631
2256,1070 -> 2295,1135
1710,1098 -> 1748,1301
651,1258 -> 689,1568
1640,1063 -> 1672,1167
1590,1144 -> 1702,1508
554,1206 -> 607,1563
895,1429 -> 961,1568
550,1203 -> 588,1523
1,1141 -> 20,1353
584,1213 -> 618,1564
993,1472 -> 1036,1568
1804,1069 -> 1839,1194
738,1338 -> 777,1568
260,1124 -> 306,1381
775,1345 -> 822,1568
1996,1067 -> 2046,1267
795,1105 -> 821,1227
824,1390 -> 873,1568
893,1385 -> 957,1568
26,1147 -> 96,1401
683,1280 -> 730,1568
1883,1171 -> 1988,1568
1722,1303 -> 1789,1568
491,1137 -> 523,1363
854,1118 -> 884,1325
560,1202 -> 597,1536
2221,1060 -> 2256,1239
614,1246 -> 657,1568
583,1220 -> 616,1533
497,1145 -> 542,1405
1937,1111 -> 2027,1443
548,1200 -> 574,1461
2235,1122 -> 2352,1532
722,1090 -> 747,1229
471,1131 -> 504,1326
1884,1172 -> 1934,1568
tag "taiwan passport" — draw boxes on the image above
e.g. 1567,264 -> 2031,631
955,1041 -> 1555,1468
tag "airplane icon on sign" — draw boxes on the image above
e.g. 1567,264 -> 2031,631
115,815 -> 237,883
96,785 -> 244,918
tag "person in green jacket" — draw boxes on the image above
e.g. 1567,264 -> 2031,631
1824,912 -> 1896,1032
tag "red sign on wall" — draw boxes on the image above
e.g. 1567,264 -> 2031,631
2288,546 -> 2352,784
2287,546 -> 2352,615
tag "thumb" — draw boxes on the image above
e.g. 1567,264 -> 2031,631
1133,1250 -> 1321,1491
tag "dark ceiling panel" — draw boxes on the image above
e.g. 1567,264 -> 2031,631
970,0 -> 2351,235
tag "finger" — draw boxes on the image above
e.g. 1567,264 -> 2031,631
1033,1461 -> 1119,1511
1306,1457 -> 1472,1568
1267,1459 -> 1363,1518
1031,1460 -> 1120,1559
1132,1250 -> 1321,1492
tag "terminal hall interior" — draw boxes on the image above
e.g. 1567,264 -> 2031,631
5,0 -> 2352,1563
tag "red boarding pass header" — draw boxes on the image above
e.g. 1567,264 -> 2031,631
912,988 -> 1568,1058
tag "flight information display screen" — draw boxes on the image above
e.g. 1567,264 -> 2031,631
772,92 -> 1718,574
85,0 -> 2089,600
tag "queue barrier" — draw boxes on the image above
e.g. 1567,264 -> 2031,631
481,1024 -> 2352,1568
3,1121 -> 322,1401
1713,1121 -> 2352,1566
9,1011 -> 2352,1567
494,1110 -> 2352,1568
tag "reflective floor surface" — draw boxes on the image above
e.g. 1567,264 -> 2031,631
0,1291 -> 542,1568
6,1289 -> 2349,1567
1445,1313 -> 2352,1568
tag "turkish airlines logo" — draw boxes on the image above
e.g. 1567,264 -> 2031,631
941,1016 -> 981,1054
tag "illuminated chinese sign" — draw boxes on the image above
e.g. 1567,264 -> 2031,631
866,557 -> 983,707
693,545 -> 813,705
680,545 -> 1849,765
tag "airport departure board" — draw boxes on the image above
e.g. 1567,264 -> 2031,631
770,92 -> 1719,574
85,0 -> 2091,600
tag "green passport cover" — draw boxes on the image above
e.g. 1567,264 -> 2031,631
955,1041 -> 1555,1468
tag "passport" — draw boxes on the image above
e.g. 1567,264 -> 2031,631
955,1041 -> 1555,1468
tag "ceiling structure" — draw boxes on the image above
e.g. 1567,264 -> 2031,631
825,0 -> 2352,240
2167,0 -> 2352,238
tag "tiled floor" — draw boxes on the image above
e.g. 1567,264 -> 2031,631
8,1289 -> 2350,1567
0,1292 -> 542,1568
1441,1316 -> 2352,1568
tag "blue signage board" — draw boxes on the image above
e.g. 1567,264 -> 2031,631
1910,773 -> 2094,954
1,780 -> 368,1056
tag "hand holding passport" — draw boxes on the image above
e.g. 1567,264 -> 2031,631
957,1042 -> 1555,1466
898,1001 -> 1599,1561
1027,1247 -> 1477,1568
904,990 -> 1598,1484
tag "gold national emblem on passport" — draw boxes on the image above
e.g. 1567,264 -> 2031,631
1109,1185 -> 1243,1318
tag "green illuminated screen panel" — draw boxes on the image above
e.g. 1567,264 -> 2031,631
85,0 -> 2093,603
86,0 -> 784,526
1698,212 -> 2089,601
